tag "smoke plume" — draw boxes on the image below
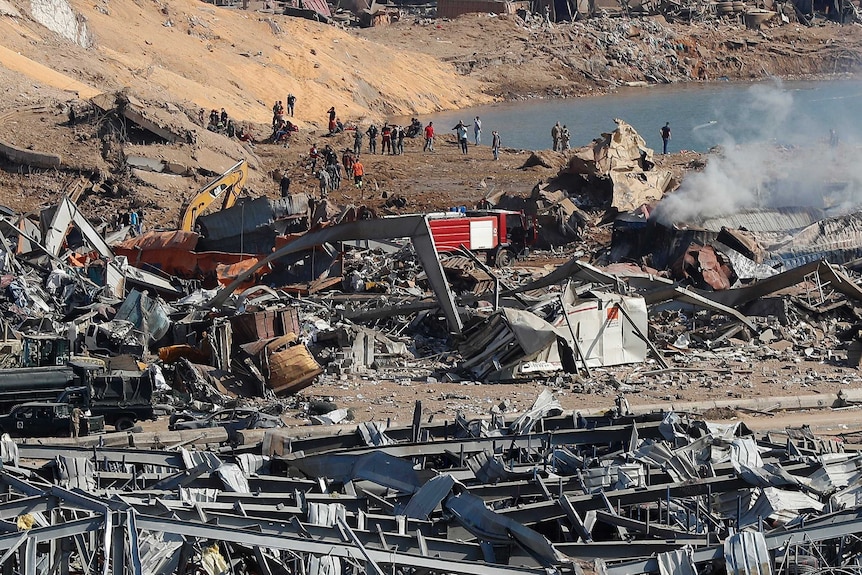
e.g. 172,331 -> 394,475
651,81 -> 862,226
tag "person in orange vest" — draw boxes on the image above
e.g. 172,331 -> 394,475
352,159 -> 364,189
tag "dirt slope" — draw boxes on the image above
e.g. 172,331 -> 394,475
0,0 -> 493,125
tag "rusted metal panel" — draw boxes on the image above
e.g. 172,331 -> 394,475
436,0 -> 512,18
114,230 -> 200,251
278,307 -> 300,336
230,310 -> 277,344
267,344 -> 322,395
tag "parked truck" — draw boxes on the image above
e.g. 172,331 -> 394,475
428,209 -> 537,267
0,402 -> 105,438
0,339 -> 155,430
0,360 -> 155,430
59,362 -> 156,430
5,335 -> 156,430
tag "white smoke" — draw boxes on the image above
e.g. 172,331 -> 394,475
652,81 -> 862,226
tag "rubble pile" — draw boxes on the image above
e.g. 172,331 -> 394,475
1,103 -> 862,432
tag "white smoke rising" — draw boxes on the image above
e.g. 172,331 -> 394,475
652,81 -> 862,226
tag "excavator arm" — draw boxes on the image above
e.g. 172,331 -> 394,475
179,159 -> 248,232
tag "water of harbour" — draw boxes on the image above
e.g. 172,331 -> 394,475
397,79 -> 862,153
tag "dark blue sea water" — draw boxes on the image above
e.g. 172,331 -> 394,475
397,79 -> 862,153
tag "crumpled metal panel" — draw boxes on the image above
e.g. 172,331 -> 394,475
56,456 -> 95,491
138,530 -> 184,575
401,474 -> 456,520
724,531 -> 772,575
180,448 -> 222,471
657,548 -> 697,575
697,207 -> 824,233
445,491 -> 565,568
308,555 -> 341,575
740,487 -> 823,528
114,230 -> 200,251
114,288 -> 172,341
308,502 -> 346,527
730,438 -> 763,474
510,389 -> 562,435
807,455 -> 862,493
357,421 -> 394,447
292,451 -> 421,494
216,463 -> 250,493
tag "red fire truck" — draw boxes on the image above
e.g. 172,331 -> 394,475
428,209 -> 537,267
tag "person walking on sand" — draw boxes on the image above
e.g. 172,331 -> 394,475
309,144 -> 320,171
280,171 -> 291,198
660,122 -> 671,154
381,124 -> 392,155
454,121 -> 468,154
473,116 -> 482,146
396,125 -> 406,155
423,121 -> 435,152
491,130 -> 501,160
342,150 -> 355,180
352,158 -> 364,189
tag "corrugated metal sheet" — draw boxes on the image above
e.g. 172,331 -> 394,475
741,487 -> 823,528
198,195 -> 309,243
299,0 -> 331,17
658,548 -> 697,575
808,455 -> 862,492
724,531 -> 772,575
761,212 -> 862,269
695,207 -> 825,233
730,437 -> 763,472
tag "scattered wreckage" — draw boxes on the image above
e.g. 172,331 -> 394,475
4,79 -> 862,575
3,116 -> 862,419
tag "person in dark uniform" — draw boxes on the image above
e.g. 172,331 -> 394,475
280,172 -> 291,198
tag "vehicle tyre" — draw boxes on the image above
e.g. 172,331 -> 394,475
495,249 -> 513,268
115,417 -> 135,431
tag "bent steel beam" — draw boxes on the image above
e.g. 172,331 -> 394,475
204,215 -> 463,335
135,514 -> 547,575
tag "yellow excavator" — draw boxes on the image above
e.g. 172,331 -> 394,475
179,159 -> 248,232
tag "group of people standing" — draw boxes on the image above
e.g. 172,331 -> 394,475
550,121 -> 571,152
297,110 -> 512,202
118,208 -> 144,236
201,107 -> 236,137
309,142 -> 364,195
449,117 -> 502,159
362,123 -> 409,155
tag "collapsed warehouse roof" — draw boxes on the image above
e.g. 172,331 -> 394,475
1,391 -> 862,574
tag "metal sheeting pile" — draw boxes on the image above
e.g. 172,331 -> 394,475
1,390 -> 861,575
